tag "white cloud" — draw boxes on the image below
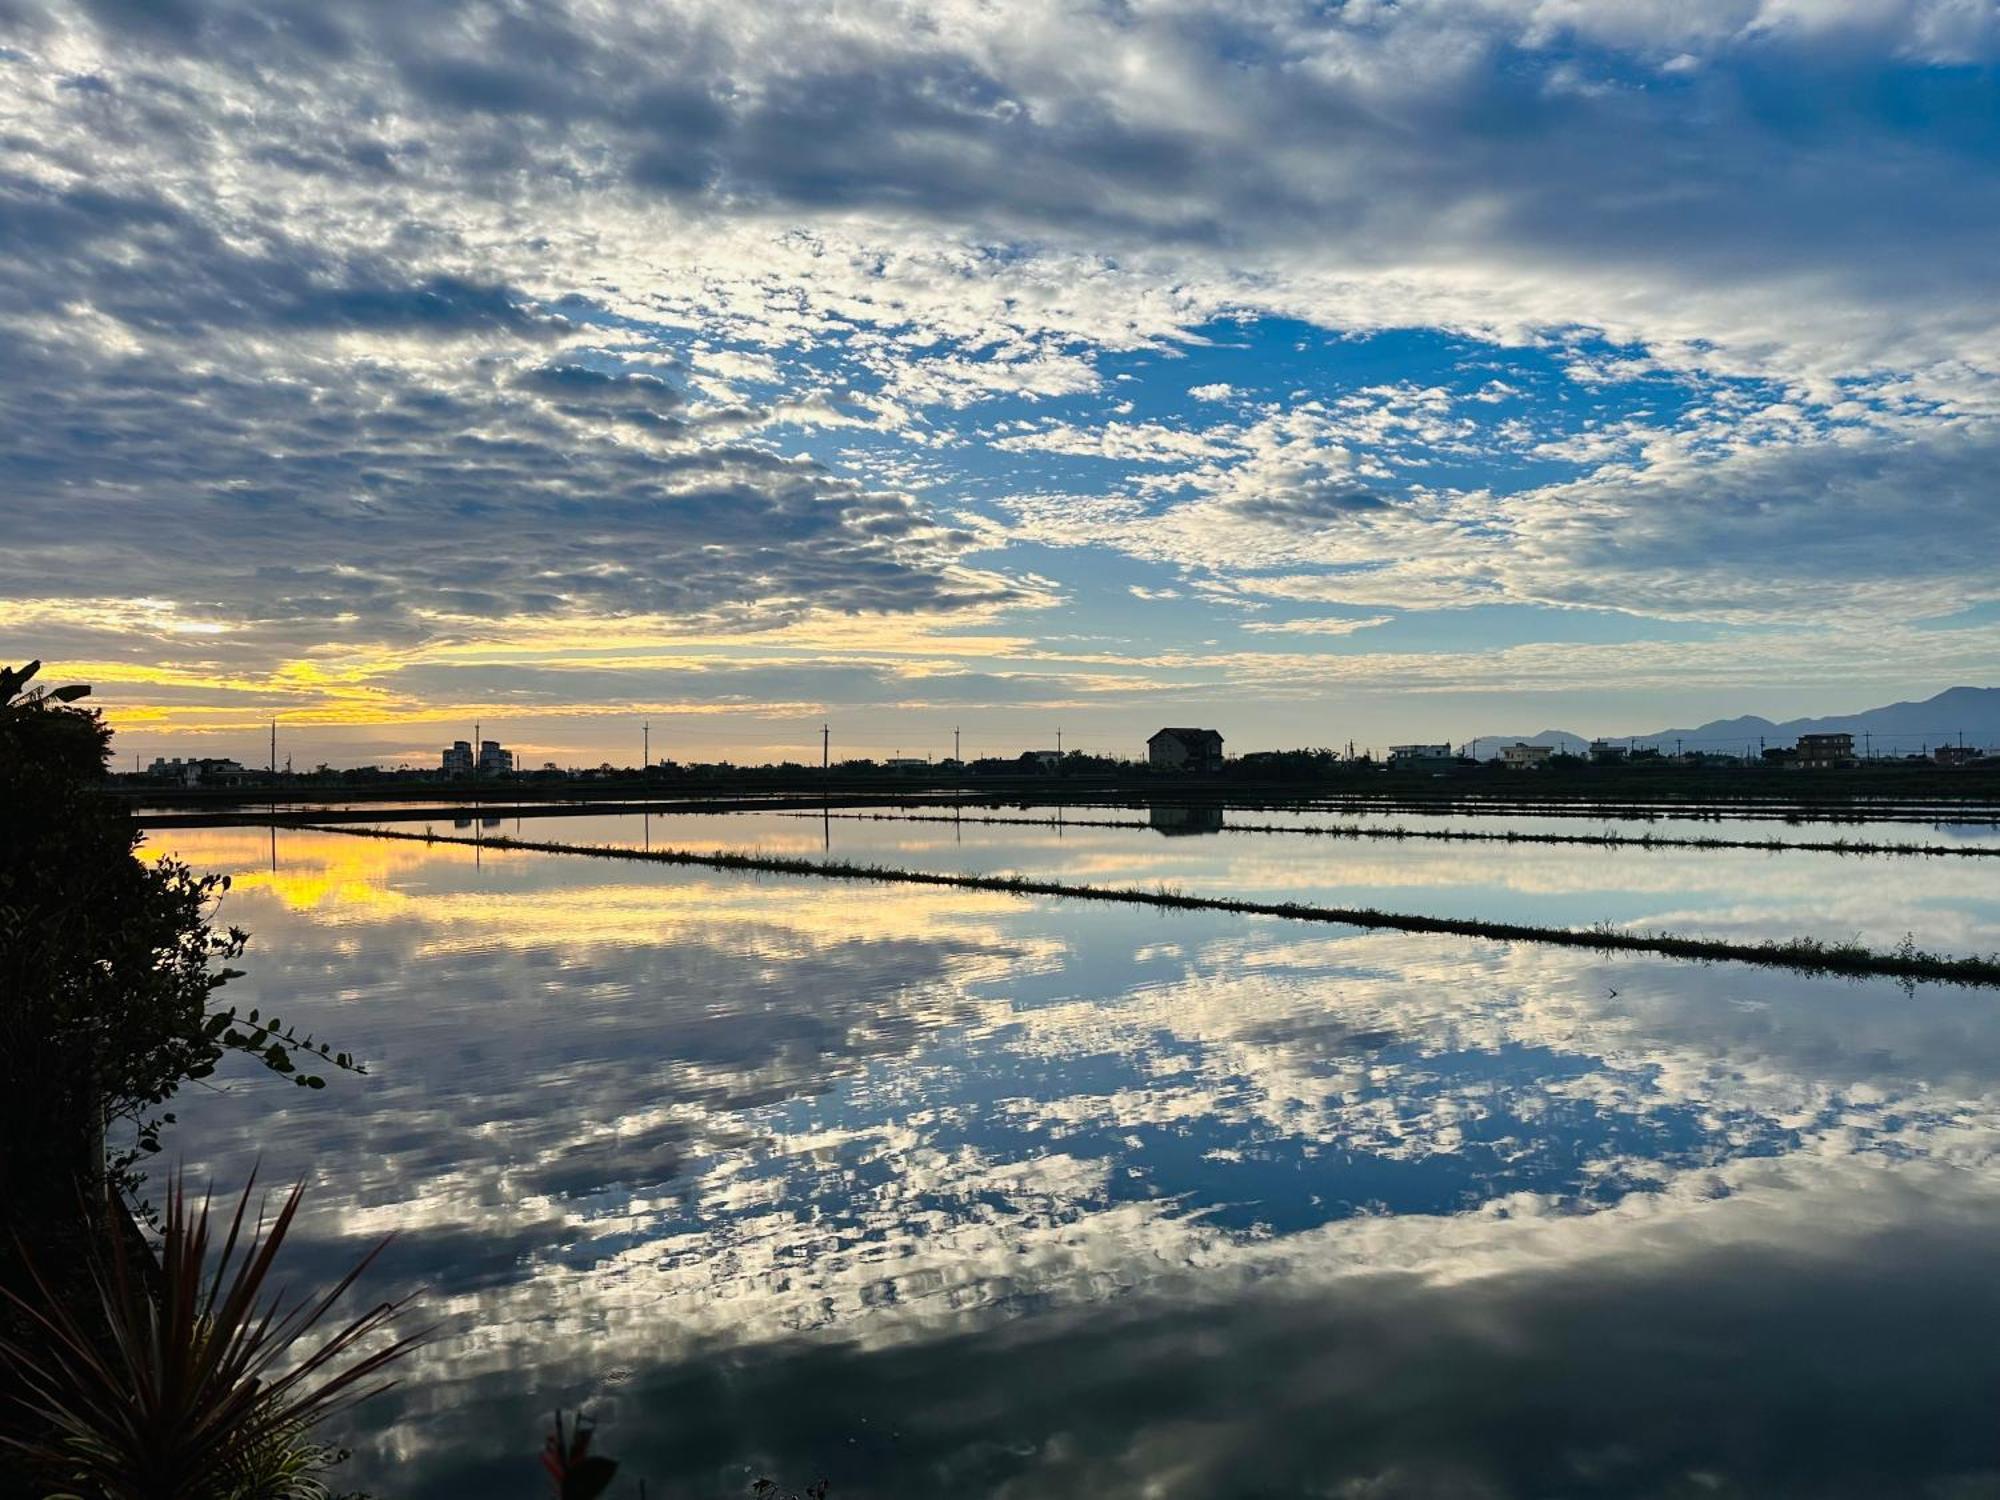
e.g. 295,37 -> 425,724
1242,615 -> 1394,636
2,0 -> 1996,748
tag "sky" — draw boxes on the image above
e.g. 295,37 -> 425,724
3,0 -> 1998,769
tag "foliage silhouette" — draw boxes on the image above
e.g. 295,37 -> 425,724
0,659 -> 363,1211
542,1411 -> 618,1500
0,1173 -> 421,1500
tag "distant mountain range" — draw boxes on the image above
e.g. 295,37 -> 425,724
1464,686 -> 2000,760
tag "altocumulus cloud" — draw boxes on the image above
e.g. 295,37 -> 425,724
1,0 -> 1998,738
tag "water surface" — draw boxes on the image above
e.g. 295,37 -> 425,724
367,804 -> 2000,954
144,827 -> 2000,1498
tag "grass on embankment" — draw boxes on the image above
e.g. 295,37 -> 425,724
304,823 -> 2000,987
785,808 -> 2000,860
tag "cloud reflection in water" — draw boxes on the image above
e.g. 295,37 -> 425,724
150,829 -> 2000,1498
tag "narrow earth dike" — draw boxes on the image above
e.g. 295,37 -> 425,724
304,823 -> 2000,988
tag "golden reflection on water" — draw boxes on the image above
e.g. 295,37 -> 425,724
151,826 -> 1054,952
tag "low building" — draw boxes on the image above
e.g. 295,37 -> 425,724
148,755 -> 195,784
148,756 -> 253,786
1589,739 -> 1628,763
1020,749 -> 1062,772
1935,743 -> 1982,767
1388,743 -> 1454,771
1148,727 -> 1225,772
885,757 -> 929,770
1500,741 -> 1553,770
1796,732 -> 1854,769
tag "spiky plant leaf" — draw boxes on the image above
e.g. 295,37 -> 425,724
0,1174 -> 425,1500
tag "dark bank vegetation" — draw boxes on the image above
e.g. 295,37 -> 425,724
786,807 -> 2000,859
0,661 -> 393,1499
0,662 -> 359,1209
117,752 -> 2000,824
311,823 -> 2000,987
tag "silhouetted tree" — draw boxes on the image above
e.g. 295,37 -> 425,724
0,661 -> 353,1214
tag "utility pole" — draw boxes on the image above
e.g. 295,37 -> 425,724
643,720 -> 650,773
474,721 -> 481,781
954,726 -> 961,764
269,721 -> 277,778
821,722 -> 829,772
1864,731 -> 1873,761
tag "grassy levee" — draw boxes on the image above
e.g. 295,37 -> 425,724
787,808 -> 2000,859
111,761 -> 2000,823
303,823 -> 2000,986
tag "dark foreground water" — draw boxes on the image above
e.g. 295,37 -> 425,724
150,827 -> 2000,1498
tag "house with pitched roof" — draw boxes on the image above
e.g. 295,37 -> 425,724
1147,727 -> 1225,771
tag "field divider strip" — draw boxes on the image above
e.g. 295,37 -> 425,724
777,809 -> 2000,859
299,822 -> 2000,987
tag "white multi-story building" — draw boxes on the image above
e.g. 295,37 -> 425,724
1147,727 -> 1225,771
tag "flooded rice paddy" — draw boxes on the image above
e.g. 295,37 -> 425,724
145,808 -> 2000,1497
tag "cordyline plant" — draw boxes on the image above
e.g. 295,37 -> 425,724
0,1174 -> 424,1500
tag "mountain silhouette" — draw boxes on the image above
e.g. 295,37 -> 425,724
1466,686 -> 2000,759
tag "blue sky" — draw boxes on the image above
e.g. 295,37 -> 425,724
2,0 -> 1997,765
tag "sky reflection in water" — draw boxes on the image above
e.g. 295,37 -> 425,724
150,827 -> 2000,1498
376,804 -> 2000,954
